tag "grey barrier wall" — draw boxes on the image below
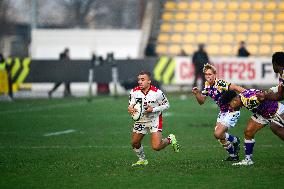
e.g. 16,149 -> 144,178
25,58 -> 158,83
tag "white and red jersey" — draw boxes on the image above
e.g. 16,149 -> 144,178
128,85 -> 170,123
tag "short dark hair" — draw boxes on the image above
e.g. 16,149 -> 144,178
139,71 -> 151,79
272,52 -> 284,66
220,90 -> 238,105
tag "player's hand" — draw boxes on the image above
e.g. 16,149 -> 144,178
144,105 -> 153,113
256,91 -> 265,101
192,87 -> 200,95
128,106 -> 137,115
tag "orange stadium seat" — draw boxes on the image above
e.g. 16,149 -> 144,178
187,12 -> 199,21
203,1 -> 214,10
212,12 -> 224,21
247,45 -> 258,55
273,34 -> 284,43
251,13 -> 262,21
215,2 -> 226,10
259,45 -> 271,55
247,34 -> 259,43
182,45 -> 194,54
200,12 -> 212,21
237,23 -> 248,32
164,1 -> 176,10
272,45 -> 284,53
252,1 -> 263,10
160,23 -> 171,32
224,23 -> 236,32
157,34 -> 170,43
173,23 -> 185,32
227,2 -> 239,10
249,23 -> 261,32
239,2 -> 251,10
238,12 -> 250,21
190,2 -> 201,10
156,45 -> 168,54
169,45 -> 181,54
162,12 -> 174,21
222,34 -> 234,43
265,2 -> 276,10
275,24 -> 284,32
260,34 -> 272,43
208,34 -> 221,43
236,34 -> 247,42
175,12 -> 186,21
263,23 -> 274,32
263,13 -> 275,21
177,2 -> 188,10
184,34 -> 195,43
198,23 -> 210,32
171,34 -> 182,43
196,34 -> 208,43
207,45 -> 219,55
186,23 -> 197,32
279,2 -> 284,11
220,45 -> 233,55
226,12 -> 237,21
276,13 -> 284,22
211,23 -> 223,32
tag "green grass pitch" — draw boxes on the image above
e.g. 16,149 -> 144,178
0,95 -> 283,188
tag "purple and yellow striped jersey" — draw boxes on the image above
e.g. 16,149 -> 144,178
201,79 -> 232,112
240,89 -> 279,118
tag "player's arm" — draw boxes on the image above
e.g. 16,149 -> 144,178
192,87 -> 206,105
229,84 -> 246,93
128,91 -> 136,114
146,91 -> 170,113
259,85 -> 284,101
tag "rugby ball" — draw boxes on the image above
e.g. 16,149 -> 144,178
131,102 -> 142,121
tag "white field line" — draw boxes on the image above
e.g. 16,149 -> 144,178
43,129 -> 76,137
0,144 -> 282,150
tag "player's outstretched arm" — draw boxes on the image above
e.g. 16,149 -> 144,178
192,87 -> 206,105
229,84 -> 246,93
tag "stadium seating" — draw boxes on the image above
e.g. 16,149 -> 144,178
156,0 -> 284,56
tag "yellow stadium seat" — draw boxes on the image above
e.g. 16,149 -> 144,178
215,2 -> 226,10
251,13 -> 262,21
263,13 -> 275,21
222,34 -> 234,43
208,34 -> 221,43
247,34 -> 259,43
212,12 -> 224,21
226,12 -> 237,21
200,12 -> 211,21
175,12 -> 186,21
182,45 -> 194,54
275,24 -> 284,32
237,23 -> 248,32
196,34 -> 208,43
186,23 -> 197,32
259,45 -> 271,55
162,12 -> 174,21
279,2 -> 284,11
247,45 -> 258,54
211,23 -> 223,32
184,34 -> 195,43
160,23 -> 172,32
157,34 -> 170,43
262,23 -> 274,32
252,2 -> 263,10
169,45 -> 181,54
221,45 -> 233,55
227,2 -> 238,10
272,45 -> 284,53
260,34 -> 272,43
171,34 -> 182,43
236,34 -> 247,42
173,23 -> 185,32
203,1 -> 213,10
276,13 -> 284,21
249,23 -> 261,32
156,45 -> 168,54
191,2 -> 201,10
273,34 -> 284,43
239,2 -> 251,10
164,2 -> 176,10
198,23 -> 210,32
177,2 -> 188,10
187,12 -> 199,20
238,12 -> 250,21
207,45 -> 219,55
265,2 -> 276,10
224,23 -> 236,32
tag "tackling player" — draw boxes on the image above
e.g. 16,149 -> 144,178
128,71 -> 179,166
220,89 -> 284,166
192,63 -> 245,161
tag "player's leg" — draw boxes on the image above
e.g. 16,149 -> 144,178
151,131 -> 169,151
233,117 -> 264,166
216,112 -> 241,161
131,123 -> 148,166
270,124 -> 284,141
270,111 -> 284,141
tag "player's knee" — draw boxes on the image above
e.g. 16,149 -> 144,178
214,131 -> 223,139
131,141 -> 141,149
152,143 -> 161,151
244,128 -> 254,139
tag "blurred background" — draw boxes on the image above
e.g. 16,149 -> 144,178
0,0 -> 283,100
